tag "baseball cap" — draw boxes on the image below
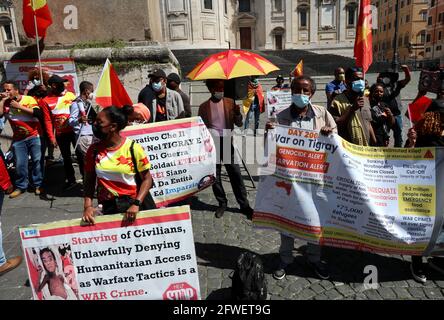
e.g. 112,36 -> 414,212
148,69 -> 167,79
48,75 -> 65,85
276,75 -> 284,80
167,73 -> 181,84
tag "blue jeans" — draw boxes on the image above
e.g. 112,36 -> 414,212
393,115 -> 403,147
0,192 -> 5,266
244,104 -> 261,135
13,136 -> 43,190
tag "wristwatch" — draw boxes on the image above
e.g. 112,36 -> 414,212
131,199 -> 141,207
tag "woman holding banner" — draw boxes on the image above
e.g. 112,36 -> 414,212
82,106 -> 155,225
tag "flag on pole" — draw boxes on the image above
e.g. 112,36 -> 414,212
354,0 -> 373,73
291,60 -> 303,77
94,59 -> 133,108
22,0 -> 53,38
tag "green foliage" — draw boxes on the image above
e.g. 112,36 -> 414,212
71,39 -> 126,50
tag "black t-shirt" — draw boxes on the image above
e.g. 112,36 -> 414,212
381,81 -> 404,116
371,102 -> 391,146
155,96 -> 167,122
138,85 -> 156,122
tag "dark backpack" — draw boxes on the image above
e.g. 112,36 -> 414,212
231,252 -> 267,300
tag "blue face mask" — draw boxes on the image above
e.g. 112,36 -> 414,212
152,81 -> 163,92
351,80 -> 365,94
292,94 -> 311,109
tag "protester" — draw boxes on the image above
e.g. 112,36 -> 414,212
137,69 -> 185,122
23,68 -> 50,96
24,74 -> 56,195
42,75 -> 78,190
82,106 -> 154,225
242,76 -> 265,136
325,67 -> 346,108
377,65 -> 411,147
0,152 -> 22,276
0,81 -> 44,198
266,75 -> 337,280
68,81 -> 96,179
198,79 -> 254,219
406,89 -> 444,282
369,83 -> 395,147
167,73 -> 192,117
125,103 -> 151,125
271,75 -> 289,91
328,67 -> 376,146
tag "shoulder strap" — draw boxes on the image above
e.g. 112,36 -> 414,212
130,140 -> 141,188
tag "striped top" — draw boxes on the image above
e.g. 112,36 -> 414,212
43,91 -> 76,135
84,138 -> 151,203
6,95 -> 40,141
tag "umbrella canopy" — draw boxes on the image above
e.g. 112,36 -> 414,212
187,50 -> 280,80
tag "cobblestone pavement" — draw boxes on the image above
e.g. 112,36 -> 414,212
1,162 -> 444,300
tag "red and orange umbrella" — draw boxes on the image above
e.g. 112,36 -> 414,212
187,50 -> 279,80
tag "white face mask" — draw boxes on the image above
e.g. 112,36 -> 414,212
88,93 -> 94,100
212,92 -> 224,100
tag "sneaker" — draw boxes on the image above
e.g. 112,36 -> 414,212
215,204 -> 227,218
410,259 -> 427,283
428,257 -> 444,276
308,260 -> 330,280
273,268 -> 286,280
9,189 -> 24,199
63,181 -> 77,191
0,256 -> 22,276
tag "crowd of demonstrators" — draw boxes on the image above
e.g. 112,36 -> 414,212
242,76 -> 265,136
266,75 -> 337,281
137,69 -> 185,122
198,79 -> 254,219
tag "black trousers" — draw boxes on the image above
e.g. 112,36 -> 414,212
56,131 -> 83,183
212,137 -> 250,209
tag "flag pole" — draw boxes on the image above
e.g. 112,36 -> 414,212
31,0 -> 44,82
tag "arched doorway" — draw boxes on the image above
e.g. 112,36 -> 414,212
272,27 -> 285,50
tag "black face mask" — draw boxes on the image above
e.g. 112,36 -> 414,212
92,124 -> 107,140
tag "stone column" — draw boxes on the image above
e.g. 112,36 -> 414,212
265,0 -> 273,49
189,0 -> 200,45
310,0 -> 318,44
285,0 -> 293,49
338,0 -> 346,43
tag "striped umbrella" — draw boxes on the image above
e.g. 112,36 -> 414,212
187,50 -> 279,80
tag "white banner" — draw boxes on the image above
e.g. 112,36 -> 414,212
20,206 -> 201,300
121,117 -> 216,207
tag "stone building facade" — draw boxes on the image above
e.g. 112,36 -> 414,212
0,0 -> 20,52
424,0 -> 444,63
7,0 -> 362,57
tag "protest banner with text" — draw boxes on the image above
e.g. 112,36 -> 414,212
121,117 -> 216,207
266,91 -> 291,118
254,125 -> 444,256
20,206 -> 201,300
4,58 -> 79,95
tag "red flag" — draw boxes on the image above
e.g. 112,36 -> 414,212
22,0 -> 53,38
407,96 -> 432,123
354,0 -> 373,73
95,59 -> 133,108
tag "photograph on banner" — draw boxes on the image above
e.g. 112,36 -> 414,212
25,244 -> 79,300
121,117 -> 217,207
3,58 -> 80,95
20,206 -> 201,300
266,90 -> 291,118
254,125 -> 443,256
